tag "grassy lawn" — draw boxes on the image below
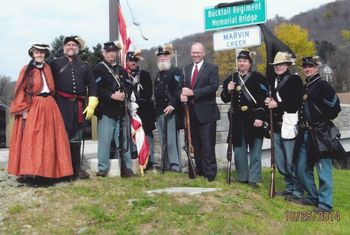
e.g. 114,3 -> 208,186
1,168 -> 349,234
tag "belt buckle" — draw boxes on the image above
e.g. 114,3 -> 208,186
69,97 -> 77,101
300,123 -> 308,129
240,106 -> 248,112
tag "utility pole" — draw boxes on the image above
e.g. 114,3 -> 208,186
109,0 -> 119,41
174,50 -> 178,67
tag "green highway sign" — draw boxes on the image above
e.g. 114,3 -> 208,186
204,0 -> 266,31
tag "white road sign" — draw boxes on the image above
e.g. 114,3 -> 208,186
213,26 -> 261,51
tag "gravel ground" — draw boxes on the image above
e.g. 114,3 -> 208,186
0,171 -> 32,227
0,170 -> 72,231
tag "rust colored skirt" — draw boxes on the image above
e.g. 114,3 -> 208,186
8,95 -> 73,178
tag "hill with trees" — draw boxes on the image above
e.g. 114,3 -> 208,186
138,0 -> 350,92
1,0 -> 349,106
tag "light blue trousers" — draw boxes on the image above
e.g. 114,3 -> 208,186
297,131 -> 333,211
97,115 -> 132,171
234,135 -> 263,183
274,132 -> 303,197
156,113 -> 181,171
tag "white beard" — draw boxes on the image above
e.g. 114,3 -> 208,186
157,61 -> 171,71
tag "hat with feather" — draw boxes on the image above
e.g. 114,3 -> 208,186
63,35 -> 85,49
302,56 -> 321,67
126,50 -> 142,62
270,52 -> 295,65
103,40 -> 123,51
237,49 -> 256,63
155,43 -> 174,57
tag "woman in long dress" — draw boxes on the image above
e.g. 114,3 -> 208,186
8,44 -> 73,181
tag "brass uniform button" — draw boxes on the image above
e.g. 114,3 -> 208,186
241,106 -> 248,112
303,94 -> 308,100
236,85 -> 241,91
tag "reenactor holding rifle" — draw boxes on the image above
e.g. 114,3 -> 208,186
93,41 -> 134,177
221,50 -> 267,188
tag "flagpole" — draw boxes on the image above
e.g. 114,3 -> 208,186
109,0 -> 119,41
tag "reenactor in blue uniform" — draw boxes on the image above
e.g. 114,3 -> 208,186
125,51 -> 156,170
265,52 -> 304,198
93,41 -> 134,177
292,56 -> 341,212
221,50 -> 268,188
50,36 -> 98,179
154,44 -> 183,172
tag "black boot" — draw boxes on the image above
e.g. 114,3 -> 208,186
70,142 -> 89,179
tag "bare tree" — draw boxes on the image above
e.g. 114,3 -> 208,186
0,74 -> 15,106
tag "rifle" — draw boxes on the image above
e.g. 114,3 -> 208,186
268,85 -> 276,198
183,91 -> 197,179
160,114 -> 168,174
226,77 -> 235,184
118,70 -> 130,178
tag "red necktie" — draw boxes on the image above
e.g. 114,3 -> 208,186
191,64 -> 198,88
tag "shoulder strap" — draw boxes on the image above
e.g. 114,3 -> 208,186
276,74 -> 292,91
237,72 -> 257,105
100,61 -> 121,88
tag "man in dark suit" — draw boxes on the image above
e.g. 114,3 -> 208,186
181,42 -> 220,181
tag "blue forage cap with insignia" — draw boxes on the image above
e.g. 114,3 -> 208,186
302,56 -> 321,67
103,40 -> 123,51
63,35 -> 85,49
237,50 -> 254,63
126,50 -> 142,62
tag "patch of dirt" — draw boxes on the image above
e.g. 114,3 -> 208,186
139,223 -> 154,235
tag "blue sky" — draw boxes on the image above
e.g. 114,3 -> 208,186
0,0 -> 335,80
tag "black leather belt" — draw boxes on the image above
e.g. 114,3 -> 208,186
37,92 -> 51,97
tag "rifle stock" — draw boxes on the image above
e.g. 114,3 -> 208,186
119,116 -> 129,178
183,102 -> 196,179
226,81 -> 234,184
226,141 -> 232,184
160,114 -> 168,174
268,86 -> 276,198
118,76 -> 129,178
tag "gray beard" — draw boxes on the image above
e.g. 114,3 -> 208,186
157,61 -> 171,71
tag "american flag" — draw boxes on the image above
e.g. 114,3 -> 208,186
118,3 -> 132,68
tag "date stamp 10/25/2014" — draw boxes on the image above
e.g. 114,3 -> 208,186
285,210 -> 340,222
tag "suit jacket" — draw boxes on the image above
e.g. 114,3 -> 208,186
184,61 -> 220,123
